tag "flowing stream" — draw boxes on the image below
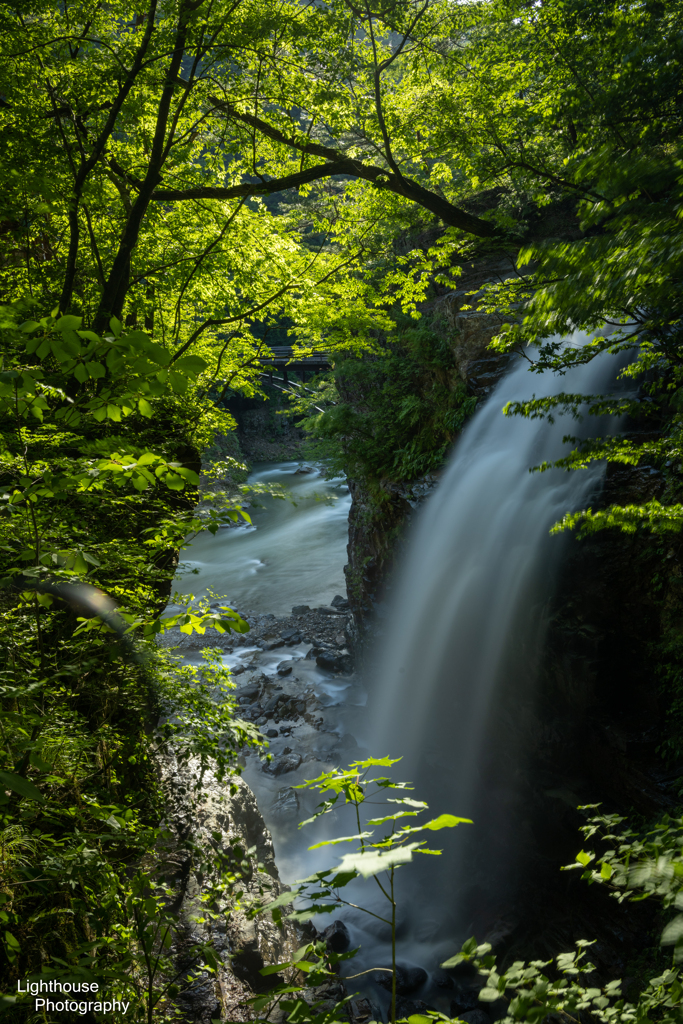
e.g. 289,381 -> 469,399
172,462 -> 351,614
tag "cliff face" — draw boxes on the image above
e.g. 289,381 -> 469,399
344,256 -> 512,637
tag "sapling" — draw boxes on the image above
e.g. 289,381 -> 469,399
252,757 -> 471,1024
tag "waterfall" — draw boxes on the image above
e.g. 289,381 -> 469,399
359,344 -> 624,959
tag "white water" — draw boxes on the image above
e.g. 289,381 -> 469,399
355,347 -> 625,962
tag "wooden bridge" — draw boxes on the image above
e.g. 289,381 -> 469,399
257,345 -> 330,383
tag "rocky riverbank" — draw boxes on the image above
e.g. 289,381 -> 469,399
157,597 -> 380,1023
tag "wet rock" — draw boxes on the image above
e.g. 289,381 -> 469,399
285,634 -> 302,645
236,683 -> 260,699
264,692 -> 288,712
292,605 -> 310,615
266,728 -> 278,738
270,786 -> 300,821
232,664 -> 247,675
280,628 -> 300,641
277,662 -> 293,676
455,1011 -> 491,1024
321,919 -> 350,953
376,963 -> 428,995
331,595 -> 350,611
396,998 -> 432,1019
348,998 -> 374,1023
316,651 -> 353,674
263,753 -> 302,776
265,638 -> 285,650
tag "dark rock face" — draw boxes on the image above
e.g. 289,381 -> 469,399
263,753 -> 302,776
270,786 -> 300,822
375,963 -> 428,995
320,919 -> 350,953
315,650 -> 353,673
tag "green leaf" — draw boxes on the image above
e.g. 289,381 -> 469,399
0,770 -> 43,802
335,843 -> 422,878
138,398 -> 153,418
422,814 -> 472,830
56,315 -> 82,331
174,355 -> 208,374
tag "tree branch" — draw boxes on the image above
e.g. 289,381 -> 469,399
151,159 -> 497,237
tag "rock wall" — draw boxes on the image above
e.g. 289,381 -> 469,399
344,256 -> 512,636
158,754 -> 300,1023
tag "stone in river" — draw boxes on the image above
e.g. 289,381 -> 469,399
331,595 -> 349,610
237,684 -> 259,699
263,752 -> 302,776
292,605 -> 310,615
264,692 -> 288,712
280,628 -> 300,641
265,638 -> 285,650
321,920 -> 350,953
316,651 -> 353,674
277,662 -> 293,676
270,786 -> 300,821
376,964 -> 428,995
455,1012 -> 491,1024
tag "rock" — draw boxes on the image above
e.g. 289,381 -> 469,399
263,753 -> 302,776
277,662 -> 293,676
280,628 -> 300,641
348,998 -> 374,1023
264,692 -> 288,712
232,664 -> 247,676
316,651 -> 353,673
321,919 -> 350,953
270,786 -> 300,821
292,605 -> 310,615
266,728 -> 278,738
396,998 -> 432,1019
265,638 -> 285,650
282,746 -> 292,755
331,595 -> 349,610
455,1011 -> 491,1024
285,634 -> 302,645
316,606 -> 344,615
237,683 -> 260,699
376,963 -> 428,995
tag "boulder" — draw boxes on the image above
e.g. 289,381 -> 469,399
321,919 -> 350,953
263,753 -> 302,776
454,1011 -> 491,1024
316,651 -> 353,674
331,595 -> 350,610
270,786 -> 300,821
280,628 -> 301,641
292,605 -> 310,615
277,662 -> 293,676
376,963 -> 428,995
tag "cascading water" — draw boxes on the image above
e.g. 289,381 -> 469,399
344,343 -> 625,999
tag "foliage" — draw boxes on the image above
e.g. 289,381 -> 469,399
292,321 -> 476,484
251,758 -> 470,1024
